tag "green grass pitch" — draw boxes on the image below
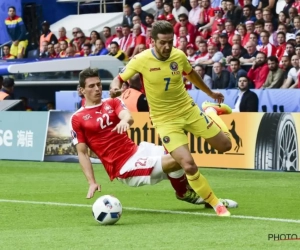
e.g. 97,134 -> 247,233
0,161 -> 300,250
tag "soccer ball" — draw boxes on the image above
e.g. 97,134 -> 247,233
92,195 -> 122,225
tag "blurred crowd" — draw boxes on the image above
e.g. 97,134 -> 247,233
2,0 -> 300,93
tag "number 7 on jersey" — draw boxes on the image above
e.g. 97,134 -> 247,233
164,77 -> 171,91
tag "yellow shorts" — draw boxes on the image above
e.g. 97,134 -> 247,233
10,40 -> 28,57
155,105 -> 221,153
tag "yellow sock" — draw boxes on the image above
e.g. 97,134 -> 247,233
206,110 -> 231,140
186,171 -> 219,207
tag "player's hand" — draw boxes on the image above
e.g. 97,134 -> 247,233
208,92 -> 224,103
111,120 -> 130,134
109,87 -> 122,98
86,183 -> 101,199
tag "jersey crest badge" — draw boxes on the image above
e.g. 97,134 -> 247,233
163,136 -> 170,143
170,62 -> 178,71
82,114 -> 92,120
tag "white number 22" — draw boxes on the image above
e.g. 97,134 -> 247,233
97,114 -> 113,129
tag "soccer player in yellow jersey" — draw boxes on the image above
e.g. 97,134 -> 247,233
110,21 -> 233,216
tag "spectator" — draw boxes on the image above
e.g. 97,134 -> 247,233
213,18 -> 226,35
231,34 -> 247,55
132,2 -> 148,26
59,40 -> 68,57
254,20 -> 264,45
196,41 -> 208,58
145,26 -> 152,48
172,0 -> 189,22
289,55 -> 300,88
54,43 -> 61,56
0,78 -> 15,100
224,20 -> 236,45
257,30 -> 276,57
283,0 -> 293,16
232,76 -> 259,112
247,51 -> 269,89
40,21 -> 58,52
225,44 -> 244,64
174,13 -> 196,42
154,0 -> 164,19
228,58 -> 248,89
90,30 -> 101,51
218,33 -> 232,57
122,4 -> 134,27
194,64 -> 213,88
293,16 -> 300,34
1,45 -> 15,59
92,39 -> 109,55
189,0 -> 201,26
262,56 -> 285,88
163,2 -> 173,16
145,13 -> 155,27
131,24 -> 146,57
249,32 -> 259,45
5,6 -> 28,59
279,11 -> 289,25
240,4 -> 256,24
254,8 -> 263,22
166,14 -> 177,27
112,26 -> 124,45
58,27 -> 70,43
119,24 -> 135,57
281,55 -> 293,78
177,36 -> 188,53
296,33 -> 300,45
264,21 -> 277,46
197,0 -> 215,38
225,0 -> 242,26
47,44 -> 57,58
20,97 -> 33,111
186,43 -> 198,63
240,41 -> 258,65
236,24 -> 248,47
121,74 -> 149,112
39,41 -> 49,58
132,16 -> 147,35
212,62 -> 231,89
196,44 -> 224,65
262,9 -> 277,29
108,41 -> 128,61
82,44 -> 92,56
285,42 -> 296,57
70,27 -> 82,46
276,32 -> 287,63
103,26 -> 115,48
65,47 -> 75,57
136,44 -> 146,54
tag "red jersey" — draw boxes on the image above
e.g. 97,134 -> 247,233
70,98 -> 138,180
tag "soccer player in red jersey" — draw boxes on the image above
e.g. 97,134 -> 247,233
70,68 -> 238,209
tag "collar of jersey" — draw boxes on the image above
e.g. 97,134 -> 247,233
84,102 -> 103,109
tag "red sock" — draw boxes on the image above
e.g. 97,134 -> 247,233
167,174 -> 188,197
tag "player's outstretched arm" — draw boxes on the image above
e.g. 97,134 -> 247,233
185,69 -> 225,103
109,76 -> 123,98
76,143 -> 101,198
112,110 -> 134,134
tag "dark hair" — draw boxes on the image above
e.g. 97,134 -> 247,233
268,56 -> 279,64
146,13 -> 154,19
110,41 -> 119,47
260,30 -> 270,37
243,4 -> 253,10
3,78 -> 15,88
83,44 -> 92,49
151,20 -> 174,40
3,45 -> 10,49
90,30 -> 101,40
257,51 -> 267,58
79,68 -> 100,88
254,20 -> 264,26
122,24 -> 130,29
277,31 -> 286,37
103,26 -> 111,32
178,13 -> 188,20
238,76 -> 250,83
230,58 -> 240,65
8,6 -> 16,11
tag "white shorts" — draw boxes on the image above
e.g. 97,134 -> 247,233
117,142 -> 168,187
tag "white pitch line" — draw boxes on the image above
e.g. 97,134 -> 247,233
1,199 -> 300,224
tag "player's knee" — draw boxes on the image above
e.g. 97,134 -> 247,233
180,159 -> 197,175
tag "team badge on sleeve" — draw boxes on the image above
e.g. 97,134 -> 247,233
170,62 -> 178,71
71,130 -> 77,139
120,67 -> 126,73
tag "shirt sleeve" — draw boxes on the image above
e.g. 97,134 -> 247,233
119,56 -> 140,82
112,97 -> 128,115
70,115 -> 86,145
181,51 -> 193,75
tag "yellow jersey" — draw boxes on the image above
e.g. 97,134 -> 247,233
119,48 -> 193,124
